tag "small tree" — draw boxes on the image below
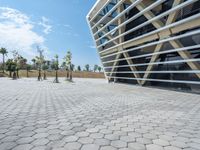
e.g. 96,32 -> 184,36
31,58 -> 36,69
94,65 -> 98,72
42,65 -> 48,80
6,59 -> 17,79
64,51 -> 73,81
46,60 -> 51,69
11,62 -> 17,80
61,62 -> 66,69
12,50 -> 21,78
26,64 -> 32,78
77,66 -> 81,71
85,64 -> 90,72
98,66 -> 102,72
0,48 -> 8,74
35,56 -> 43,81
71,64 -> 75,72
53,55 -> 59,83
6,59 -> 12,77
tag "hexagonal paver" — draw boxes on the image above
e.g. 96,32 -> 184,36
76,131 -> 90,137
0,142 -> 17,150
128,142 -> 145,150
31,146 -> 46,150
86,128 -> 99,133
100,146 -> 117,150
120,135 -> 135,142
13,144 -> 33,150
111,140 -> 127,148
18,131 -> 35,137
164,146 -> 182,150
17,137 -> 35,144
81,144 -> 99,150
143,133 -> 157,139
188,142 -> 200,149
2,135 -> 18,142
48,129 -> 62,135
90,133 -> 104,139
146,144 -> 164,150
136,137 -> 152,144
153,139 -> 170,146
32,138 -> 49,146
33,133 -> 49,138
105,134 -> 119,140
64,142 -> 82,149
78,137 -> 94,144
128,132 -> 142,138
94,138 -> 110,146
47,134 -> 63,141
35,128 -> 48,133
170,141 -> 187,148
99,129 -> 112,134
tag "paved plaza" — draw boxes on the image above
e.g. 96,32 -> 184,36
0,78 -> 200,150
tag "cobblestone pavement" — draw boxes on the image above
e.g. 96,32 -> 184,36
0,78 -> 200,150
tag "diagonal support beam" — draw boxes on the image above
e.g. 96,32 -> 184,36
131,0 -> 200,84
141,44 -> 163,84
170,40 -> 200,79
107,4 -> 142,84
141,0 -> 183,85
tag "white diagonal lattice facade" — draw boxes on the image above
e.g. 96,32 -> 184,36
87,0 -> 200,92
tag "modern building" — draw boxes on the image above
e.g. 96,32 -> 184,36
87,0 -> 200,93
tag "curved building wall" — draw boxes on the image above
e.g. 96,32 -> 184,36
87,0 -> 200,93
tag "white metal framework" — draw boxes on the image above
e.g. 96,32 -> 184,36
87,0 -> 200,92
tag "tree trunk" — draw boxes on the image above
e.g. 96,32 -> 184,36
9,71 -> 12,77
56,70 -> 58,80
44,71 -> 46,80
27,69 -> 29,78
38,69 -> 41,81
54,70 -> 59,83
67,71 -> 69,79
16,69 -> 19,78
13,71 -> 17,80
2,54 -> 5,73
70,71 -> 72,81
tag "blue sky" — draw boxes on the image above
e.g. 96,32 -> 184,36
0,0 -> 100,68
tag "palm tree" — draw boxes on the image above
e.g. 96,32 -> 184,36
31,58 -> 36,69
98,66 -> 102,72
26,64 -> 31,78
61,62 -> 66,69
11,61 -> 17,80
94,65 -> 98,72
53,55 -> 59,83
6,59 -> 17,79
77,66 -> 81,71
35,56 -> 42,81
85,64 -> 90,72
0,48 -> 8,73
64,51 -> 72,81
6,59 -> 13,77
42,60 -> 47,80
12,50 -> 20,78
42,64 -> 48,80
46,60 -> 50,68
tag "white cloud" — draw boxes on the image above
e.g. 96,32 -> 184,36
63,24 -> 72,29
89,45 -> 96,49
39,16 -> 52,34
0,7 -> 46,60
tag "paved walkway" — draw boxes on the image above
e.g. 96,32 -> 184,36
0,78 -> 200,150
